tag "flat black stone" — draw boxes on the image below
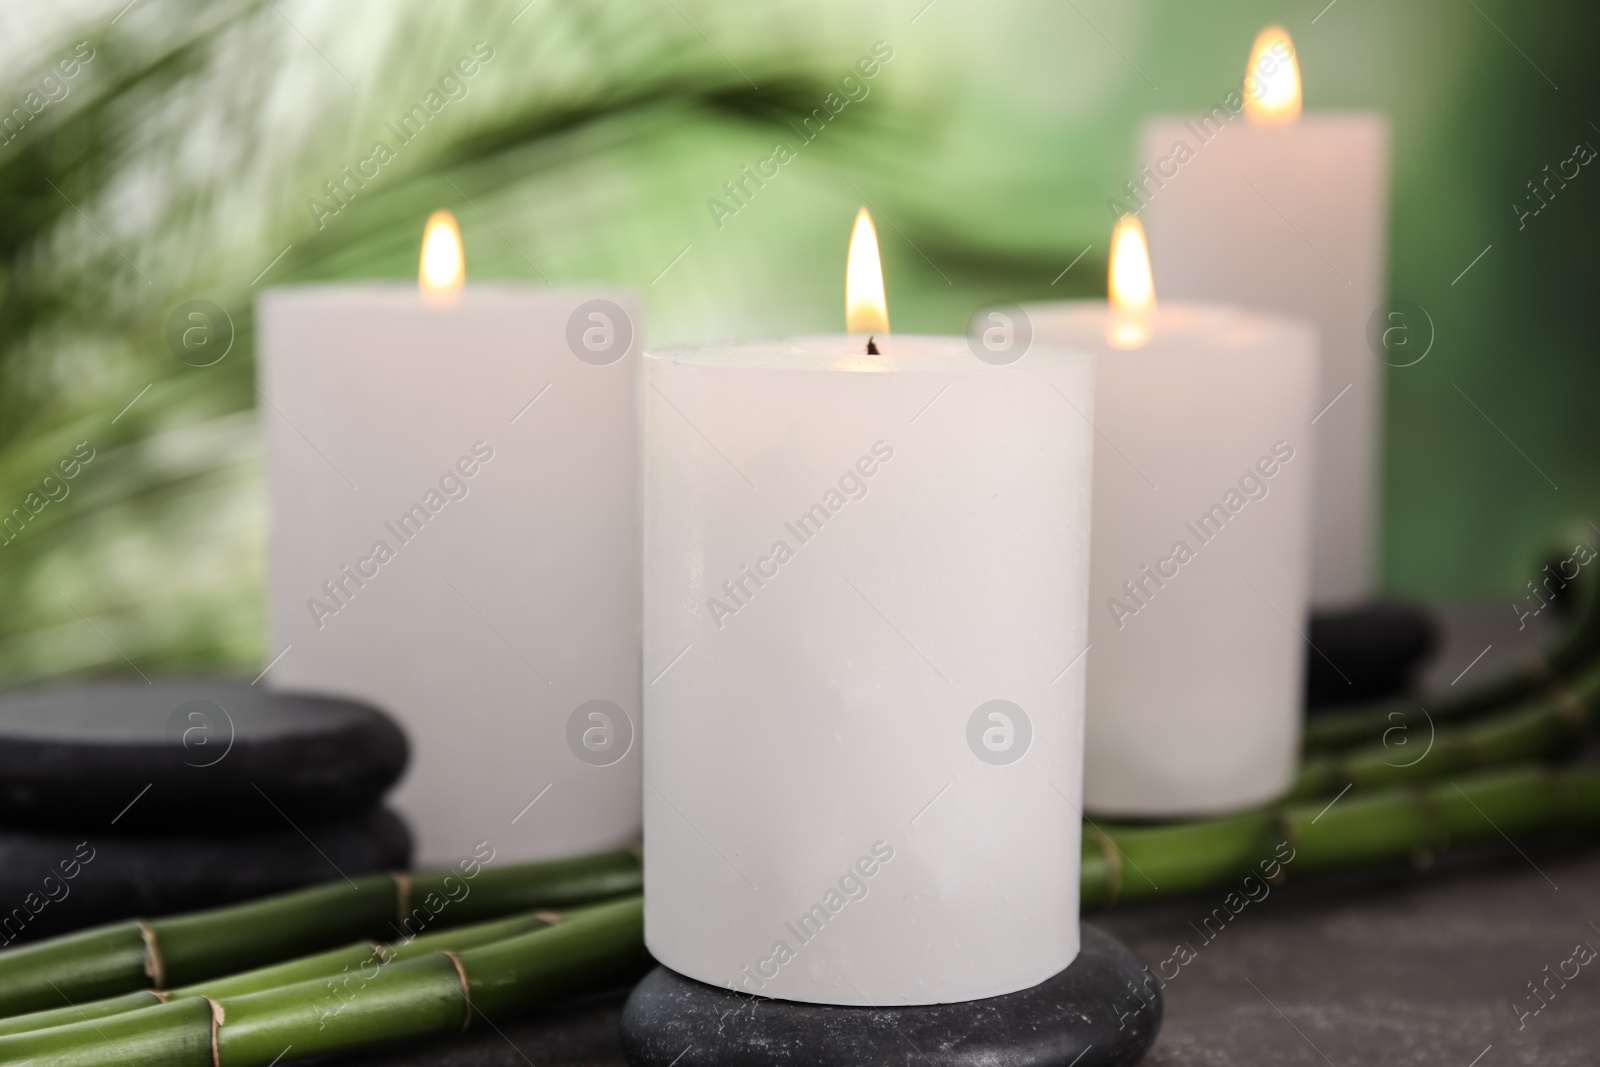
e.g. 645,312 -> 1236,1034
309,609 -> 1600,1067
313,822 -> 1600,1067
1306,600 -> 1439,709
619,924 -> 1160,1067
0,679 -> 407,832
0,806 -> 410,942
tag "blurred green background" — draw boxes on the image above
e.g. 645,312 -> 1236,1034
0,0 -> 1594,679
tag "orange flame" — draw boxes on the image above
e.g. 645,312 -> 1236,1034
845,207 -> 889,337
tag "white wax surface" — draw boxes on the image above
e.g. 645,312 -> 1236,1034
259,285 -> 641,866
1025,302 -> 1317,816
1139,114 -> 1390,607
643,335 -> 1095,1005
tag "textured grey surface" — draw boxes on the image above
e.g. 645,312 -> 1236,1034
330,608 -> 1596,1066
326,845 -> 1600,1066
1415,599 -> 1561,694
1095,839 -> 1600,1066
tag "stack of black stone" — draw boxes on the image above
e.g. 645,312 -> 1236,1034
0,679 -> 409,944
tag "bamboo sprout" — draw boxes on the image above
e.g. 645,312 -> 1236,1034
1306,557 -> 1600,752
1287,665 -> 1597,800
1081,765 -> 1600,909
0,897 -> 646,1067
0,909 -> 559,1038
0,849 -> 640,1019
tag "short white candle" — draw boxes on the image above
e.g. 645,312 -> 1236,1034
1135,27 -> 1390,608
259,213 -> 641,865
1026,217 -> 1318,816
642,212 -> 1096,1005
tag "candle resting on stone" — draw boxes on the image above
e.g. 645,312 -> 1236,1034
641,212 -> 1097,1005
259,214 -> 642,866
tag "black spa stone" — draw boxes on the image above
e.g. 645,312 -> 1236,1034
619,923 -> 1161,1067
0,806 -> 410,942
1306,600 -> 1439,709
0,679 -> 407,833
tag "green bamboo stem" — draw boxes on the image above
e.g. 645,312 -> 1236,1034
0,909 -> 559,1038
0,849 -> 640,1019
7,767 -> 1598,1064
1081,764 -> 1600,910
1306,557 -> 1600,752
1288,664 -> 1598,800
0,897 -> 646,1067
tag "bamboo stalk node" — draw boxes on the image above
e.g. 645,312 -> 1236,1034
135,919 -> 165,989
1084,826 -> 1123,906
440,950 -> 472,1032
535,911 -> 564,926
392,872 -> 413,934
1276,811 -> 1301,853
204,996 -> 224,1067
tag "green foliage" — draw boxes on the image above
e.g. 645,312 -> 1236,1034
1,0 -> 1595,678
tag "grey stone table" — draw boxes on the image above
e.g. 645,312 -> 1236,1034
1097,839 -> 1600,1066
336,605 -> 1598,1066
331,840 -> 1600,1067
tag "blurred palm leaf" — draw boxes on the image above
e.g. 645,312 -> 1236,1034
0,0 -> 1124,680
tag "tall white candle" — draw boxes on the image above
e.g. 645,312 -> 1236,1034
1135,27 -> 1389,608
642,212 -> 1096,1005
258,214 -> 641,866
1026,217 -> 1318,816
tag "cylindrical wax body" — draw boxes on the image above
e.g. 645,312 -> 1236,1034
258,285 -> 641,866
642,336 -> 1095,1005
1026,302 -> 1317,817
1138,114 -> 1389,608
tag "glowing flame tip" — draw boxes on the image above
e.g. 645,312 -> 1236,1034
1243,26 -> 1302,124
419,210 -> 464,299
845,207 -> 889,338
1107,214 -> 1155,349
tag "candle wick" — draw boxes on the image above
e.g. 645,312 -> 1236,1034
866,337 -> 880,355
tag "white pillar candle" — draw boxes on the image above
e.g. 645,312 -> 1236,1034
642,213 -> 1096,1005
1026,218 -> 1318,817
643,336 -> 1095,1004
1135,27 -> 1390,608
258,213 -> 641,866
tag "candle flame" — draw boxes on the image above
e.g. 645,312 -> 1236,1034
1243,26 -> 1302,124
419,210 -> 464,300
845,207 -> 889,338
1107,214 -> 1155,349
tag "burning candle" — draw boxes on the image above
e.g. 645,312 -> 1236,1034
642,210 -> 1096,1004
258,212 -> 642,865
1135,27 -> 1390,608
1026,216 -> 1318,817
